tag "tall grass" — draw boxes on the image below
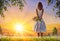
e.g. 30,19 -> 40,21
0,37 -> 60,41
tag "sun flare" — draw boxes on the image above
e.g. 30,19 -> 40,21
15,23 -> 24,32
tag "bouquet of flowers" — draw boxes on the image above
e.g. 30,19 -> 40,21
33,16 -> 42,21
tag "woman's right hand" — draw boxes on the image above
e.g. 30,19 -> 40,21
33,16 -> 37,21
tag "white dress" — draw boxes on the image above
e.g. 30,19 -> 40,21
34,9 -> 46,32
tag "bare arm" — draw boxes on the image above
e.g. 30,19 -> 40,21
33,9 -> 38,21
36,9 -> 39,18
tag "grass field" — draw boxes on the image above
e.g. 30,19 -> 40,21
0,36 -> 60,41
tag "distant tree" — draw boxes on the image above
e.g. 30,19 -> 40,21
48,33 -> 50,36
0,0 -> 25,17
47,0 -> 60,17
0,26 -> 2,35
53,27 -> 57,35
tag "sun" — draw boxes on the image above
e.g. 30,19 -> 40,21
15,23 -> 24,32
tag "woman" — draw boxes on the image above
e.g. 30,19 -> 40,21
33,2 -> 46,37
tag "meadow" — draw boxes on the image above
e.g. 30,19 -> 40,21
0,36 -> 60,41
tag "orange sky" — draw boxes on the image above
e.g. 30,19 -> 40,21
0,4 -> 60,36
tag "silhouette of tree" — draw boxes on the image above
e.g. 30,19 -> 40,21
53,27 -> 57,35
47,0 -> 60,17
0,0 -> 25,17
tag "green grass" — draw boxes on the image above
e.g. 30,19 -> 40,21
0,36 -> 60,41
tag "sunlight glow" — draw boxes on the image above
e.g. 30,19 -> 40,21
15,23 -> 24,32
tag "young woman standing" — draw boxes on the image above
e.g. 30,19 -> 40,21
33,2 -> 46,37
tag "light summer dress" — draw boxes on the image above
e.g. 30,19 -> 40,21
34,9 -> 46,33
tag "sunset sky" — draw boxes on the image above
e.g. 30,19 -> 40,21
0,0 -> 60,36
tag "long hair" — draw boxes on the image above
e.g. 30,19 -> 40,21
38,2 -> 43,10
